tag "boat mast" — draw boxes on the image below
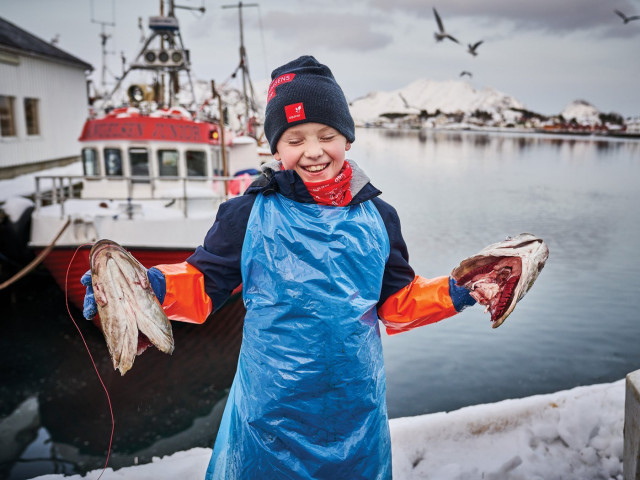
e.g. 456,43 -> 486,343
90,0 -> 116,95
105,0 -> 199,108
222,2 -> 258,126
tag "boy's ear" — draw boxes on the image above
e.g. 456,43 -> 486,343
345,142 -> 351,151
273,151 -> 281,160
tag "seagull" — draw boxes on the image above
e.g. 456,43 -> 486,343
433,7 -> 459,43
398,92 -> 411,109
614,9 -> 640,24
460,71 -> 472,78
467,41 -> 483,56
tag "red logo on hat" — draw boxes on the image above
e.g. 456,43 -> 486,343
285,102 -> 306,123
267,73 -> 296,103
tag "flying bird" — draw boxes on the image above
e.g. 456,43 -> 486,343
433,8 -> 459,43
460,71 -> 472,78
398,92 -> 411,109
614,9 -> 640,24
467,41 -> 483,56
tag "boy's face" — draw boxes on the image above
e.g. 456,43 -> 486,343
274,122 -> 351,183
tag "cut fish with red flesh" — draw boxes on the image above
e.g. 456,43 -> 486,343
451,233 -> 549,328
456,257 -> 522,322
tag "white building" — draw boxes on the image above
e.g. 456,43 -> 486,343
0,16 -> 93,179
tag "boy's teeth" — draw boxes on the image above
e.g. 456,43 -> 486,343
307,164 -> 326,172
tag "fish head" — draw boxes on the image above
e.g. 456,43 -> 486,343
452,233 -> 549,328
89,238 -> 172,375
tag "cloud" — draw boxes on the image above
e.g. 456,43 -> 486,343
255,10 -> 393,52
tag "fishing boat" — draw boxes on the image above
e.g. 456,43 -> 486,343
26,1 -> 267,311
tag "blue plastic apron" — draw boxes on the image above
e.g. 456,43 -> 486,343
205,192 -> 392,479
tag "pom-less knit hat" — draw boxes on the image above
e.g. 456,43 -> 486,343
264,55 -> 355,154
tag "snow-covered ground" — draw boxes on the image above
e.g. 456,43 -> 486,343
31,379 -> 626,480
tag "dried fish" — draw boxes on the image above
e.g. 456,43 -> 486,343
90,239 -> 173,374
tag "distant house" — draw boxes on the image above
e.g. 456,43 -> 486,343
0,16 -> 93,179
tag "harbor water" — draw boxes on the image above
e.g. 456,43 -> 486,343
1,128 -> 639,479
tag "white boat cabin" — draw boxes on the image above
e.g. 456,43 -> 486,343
75,109 -> 262,204
80,138 -> 227,200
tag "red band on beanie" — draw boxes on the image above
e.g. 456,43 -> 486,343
267,73 -> 296,103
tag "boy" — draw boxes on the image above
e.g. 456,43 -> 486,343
83,55 -> 476,479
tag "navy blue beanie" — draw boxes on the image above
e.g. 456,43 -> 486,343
264,55 -> 355,154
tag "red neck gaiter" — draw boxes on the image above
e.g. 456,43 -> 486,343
303,161 -> 353,206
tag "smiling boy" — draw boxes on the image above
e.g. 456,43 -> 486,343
197,55 -> 476,479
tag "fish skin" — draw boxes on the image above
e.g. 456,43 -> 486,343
451,233 -> 549,328
90,239 -> 174,375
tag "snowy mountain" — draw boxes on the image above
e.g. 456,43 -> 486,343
560,100 -> 601,124
348,79 -> 526,125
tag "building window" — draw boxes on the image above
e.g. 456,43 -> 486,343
0,95 -> 16,137
158,149 -> 179,176
186,150 -> 207,177
24,98 -> 40,135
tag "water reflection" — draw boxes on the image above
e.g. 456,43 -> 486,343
0,276 -> 243,479
408,126 -> 640,156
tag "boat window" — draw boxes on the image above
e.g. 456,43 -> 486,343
82,148 -> 99,176
129,148 -> 150,179
186,150 -> 206,177
104,148 -> 123,176
211,147 -> 223,175
158,149 -> 179,176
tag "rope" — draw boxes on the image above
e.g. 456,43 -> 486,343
64,242 -> 114,479
0,217 -> 71,290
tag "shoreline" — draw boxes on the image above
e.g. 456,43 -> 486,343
359,123 -> 640,140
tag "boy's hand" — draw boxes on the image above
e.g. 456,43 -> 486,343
449,276 -> 476,312
81,270 -> 97,320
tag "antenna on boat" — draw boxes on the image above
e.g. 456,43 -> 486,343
106,0 -> 197,108
90,0 -> 116,94
222,2 -> 259,129
173,1 -> 206,15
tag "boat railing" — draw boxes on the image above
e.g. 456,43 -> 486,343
33,174 -> 257,219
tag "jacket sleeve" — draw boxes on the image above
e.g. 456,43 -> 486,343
154,262 -> 213,324
378,275 -> 458,334
372,197 -> 471,335
155,194 -> 254,324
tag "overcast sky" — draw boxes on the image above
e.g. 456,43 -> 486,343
3,0 -> 640,116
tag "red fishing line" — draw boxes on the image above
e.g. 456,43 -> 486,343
64,243 -> 114,479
